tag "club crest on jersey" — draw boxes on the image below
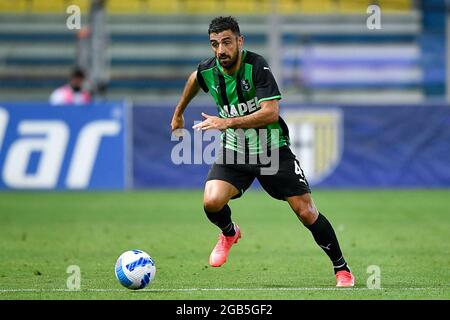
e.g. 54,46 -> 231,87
241,79 -> 251,91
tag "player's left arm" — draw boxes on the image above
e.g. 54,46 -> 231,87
193,100 -> 278,130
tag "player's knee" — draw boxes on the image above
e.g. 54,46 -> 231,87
295,206 -> 318,225
203,195 -> 227,213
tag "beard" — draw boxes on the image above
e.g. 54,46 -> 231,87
218,49 -> 239,70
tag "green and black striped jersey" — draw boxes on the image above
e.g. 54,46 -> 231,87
196,50 -> 290,154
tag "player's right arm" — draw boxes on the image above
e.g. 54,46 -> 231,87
171,71 -> 200,133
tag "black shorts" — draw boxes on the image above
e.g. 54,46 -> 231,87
206,146 -> 311,200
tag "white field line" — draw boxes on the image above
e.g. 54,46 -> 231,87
0,287 -> 448,293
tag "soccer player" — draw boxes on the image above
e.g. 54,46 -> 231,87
170,16 -> 355,287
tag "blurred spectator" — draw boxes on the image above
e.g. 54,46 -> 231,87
49,67 -> 91,106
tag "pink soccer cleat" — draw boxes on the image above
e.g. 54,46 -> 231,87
335,270 -> 355,287
209,224 -> 241,267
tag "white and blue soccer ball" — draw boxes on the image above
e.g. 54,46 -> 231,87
115,249 -> 156,290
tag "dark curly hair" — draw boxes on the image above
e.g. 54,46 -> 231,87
208,16 -> 241,36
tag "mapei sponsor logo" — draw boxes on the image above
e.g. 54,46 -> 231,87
282,108 -> 343,185
220,97 -> 259,118
0,107 -> 121,189
126,257 -> 155,272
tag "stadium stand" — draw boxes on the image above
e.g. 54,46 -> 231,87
0,0 -> 413,14
0,0 -> 443,103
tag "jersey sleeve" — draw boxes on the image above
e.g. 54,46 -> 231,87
196,61 -> 210,93
253,56 -> 282,104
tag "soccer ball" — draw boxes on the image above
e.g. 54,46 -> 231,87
115,249 -> 156,290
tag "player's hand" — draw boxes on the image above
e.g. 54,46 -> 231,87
192,113 -> 228,131
171,114 -> 185,137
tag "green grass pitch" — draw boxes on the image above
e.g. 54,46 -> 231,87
0,190 -> 449,300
